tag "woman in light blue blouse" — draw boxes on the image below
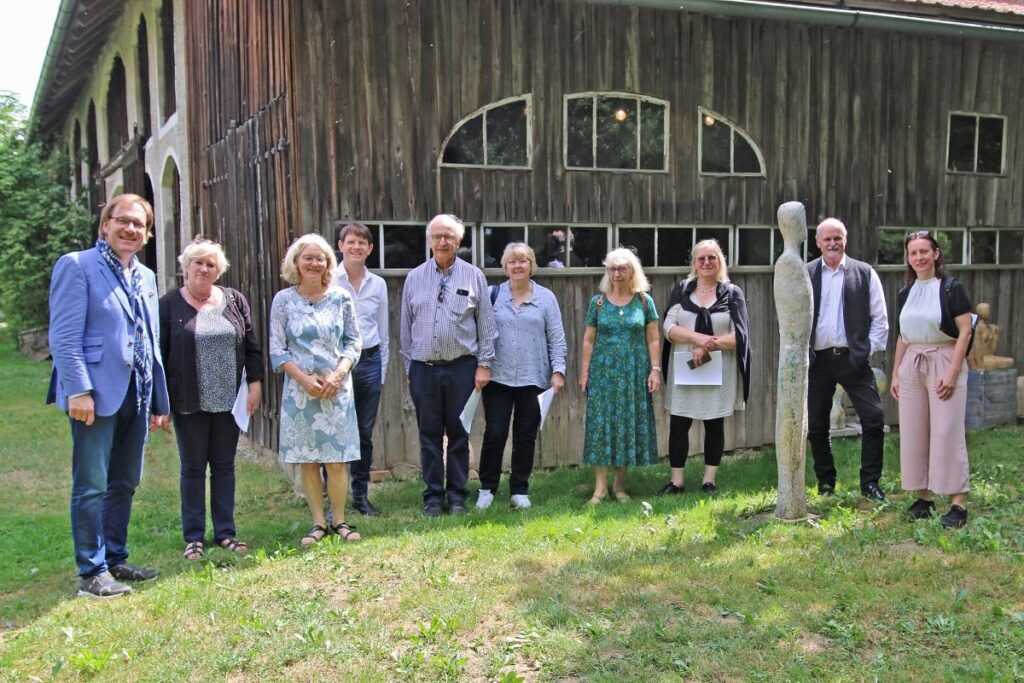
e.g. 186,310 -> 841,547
476,243 -> 567,510
269,234 -> 363,544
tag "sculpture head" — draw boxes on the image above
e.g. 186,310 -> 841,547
777,202 -> 807,252
976,302 -> 991,322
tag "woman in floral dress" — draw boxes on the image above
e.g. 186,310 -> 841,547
269,234 -> 362,544
578,248 -> 661,504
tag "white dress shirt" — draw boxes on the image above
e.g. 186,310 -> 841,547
813,254 -> 888,354
332,265 -> 389,383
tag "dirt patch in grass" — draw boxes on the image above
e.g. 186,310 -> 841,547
890,540 -> 937,555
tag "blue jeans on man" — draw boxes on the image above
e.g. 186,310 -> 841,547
408,356 -> 476,507
349,346 -> 382,498
69,378 -> 149,578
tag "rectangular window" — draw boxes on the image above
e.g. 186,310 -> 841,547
380,224 -> 428,269
564,93 -> 669,172
970,230 -> 997,265
998,231 -> 1024,265
947,112 -> 1006,174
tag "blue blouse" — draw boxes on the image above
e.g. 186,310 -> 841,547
489,281 -> 567,389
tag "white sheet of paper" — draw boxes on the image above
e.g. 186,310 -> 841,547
232,369 -> 250,432
537,387 -> 556,431
460,388 -> 481,433
673,349 -> 723,385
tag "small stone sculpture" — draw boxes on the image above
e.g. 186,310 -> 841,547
773,202 -> 813,520
967,303 -> 1014,371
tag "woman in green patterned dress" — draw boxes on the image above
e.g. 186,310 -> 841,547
578,248 -> 661,503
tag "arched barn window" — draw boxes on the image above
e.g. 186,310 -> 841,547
564,92 -> 668,172
441,95 -> 531,169
698,108 -> 765,176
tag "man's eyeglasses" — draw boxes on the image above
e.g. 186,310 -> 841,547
110,215 -> 148,231
437,274 -> 449,303
430,233 -> 458,243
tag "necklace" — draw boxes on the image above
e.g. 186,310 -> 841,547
297,285 -> 327,303
185,284 -> 211,303
696,282 -> 717,296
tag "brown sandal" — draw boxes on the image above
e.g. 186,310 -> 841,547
301,524 -> 328,546
219,537 -> 248,554
330,522 -> 361,542
183,541 -> 204,561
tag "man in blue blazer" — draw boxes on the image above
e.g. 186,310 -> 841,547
48,193 -> 170,599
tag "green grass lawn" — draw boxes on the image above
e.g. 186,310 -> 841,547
1,333 -> 1022,682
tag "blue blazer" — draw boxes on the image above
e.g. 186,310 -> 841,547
47,247 -> 170,417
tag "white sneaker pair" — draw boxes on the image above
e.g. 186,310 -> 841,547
476,490 -> 532,510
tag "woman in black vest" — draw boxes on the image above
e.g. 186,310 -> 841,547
890,231 -> 973,528
159,239 -> 264,560
657,239 -> 751,496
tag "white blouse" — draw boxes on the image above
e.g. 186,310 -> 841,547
899,278 -> 954,345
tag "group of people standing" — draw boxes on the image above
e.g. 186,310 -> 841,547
47,195 -> 974,599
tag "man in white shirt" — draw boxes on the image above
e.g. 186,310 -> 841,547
806,218 -> 889,501
332,222 -> 389,516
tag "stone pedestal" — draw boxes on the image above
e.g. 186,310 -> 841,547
966,368 -> 1017,429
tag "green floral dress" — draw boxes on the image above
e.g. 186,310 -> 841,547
582,293 -> 659,467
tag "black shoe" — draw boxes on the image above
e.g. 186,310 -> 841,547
422,502 -> 443,518
77,571 -> 132,599
352,496 -> 381,516
448,502 -> 468,515
818,481 -> 836,496
861,483 -> 887,502
656,482 -> 685,496
907,498 -> 936,520
109,563 -> 159,582
701,482 -> 718,496
940,505 -> 968,529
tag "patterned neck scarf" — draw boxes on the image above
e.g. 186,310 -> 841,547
97,239 -> 153,415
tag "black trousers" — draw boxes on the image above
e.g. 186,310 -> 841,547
667,415 -> 725,468
806,350 -> 885,488
479,382 -> 543,495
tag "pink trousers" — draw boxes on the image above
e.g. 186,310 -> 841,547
897,343 -> 969,495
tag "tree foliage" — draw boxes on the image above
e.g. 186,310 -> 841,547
0,91 -> 91,334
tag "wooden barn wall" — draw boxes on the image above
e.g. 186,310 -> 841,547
289,0 -> 1024,258
278,0 -> 1024,470
184,0 -> 297,451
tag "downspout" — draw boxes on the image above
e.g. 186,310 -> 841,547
28,0 -> 79,140
582,0 -> 1024,43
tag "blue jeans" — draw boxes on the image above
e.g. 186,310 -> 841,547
408,357 -> 476,506
172,410 -> 240,543
69,378 -> 149,578
348,347 -> 382,498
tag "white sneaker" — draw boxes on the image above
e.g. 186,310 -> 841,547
476,489 -> 494,510
510,494 -> 532,509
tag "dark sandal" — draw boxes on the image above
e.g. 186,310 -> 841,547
301,524 -> 329,546
330,522 -> 361,542
219,537 -> 248,554
183,541 -> 204,561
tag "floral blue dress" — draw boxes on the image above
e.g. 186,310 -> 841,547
582,293 -> 659,467
269,286 -> 362,463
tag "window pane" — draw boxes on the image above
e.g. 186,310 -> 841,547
566,98 -> 593,167
701,115 -> 731,173
364,228 -> 382,269
733,132 -> 760,173
737,228 -> 771,265
947,114 -> 976,172
806,228 -> 821,261
525,226 -> 559,267
695,227 -> 730,259
877,230 -> 906,266
443,114 -> 484,165
977,117 -> 1004,174
382,224 -> 426,268
970,230 -> 997,264
486,101 -> 528,167
482,225 -> 522,268
639,102 -> 665,170
657,228 -> 694,267
998,231 -> 1024,265
936,230 -> 964,264
618,227 -> 654,266
595,96 -> 637,169
568,227 -> 608,267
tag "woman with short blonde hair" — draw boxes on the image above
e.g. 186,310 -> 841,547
280,234 -> 337,287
